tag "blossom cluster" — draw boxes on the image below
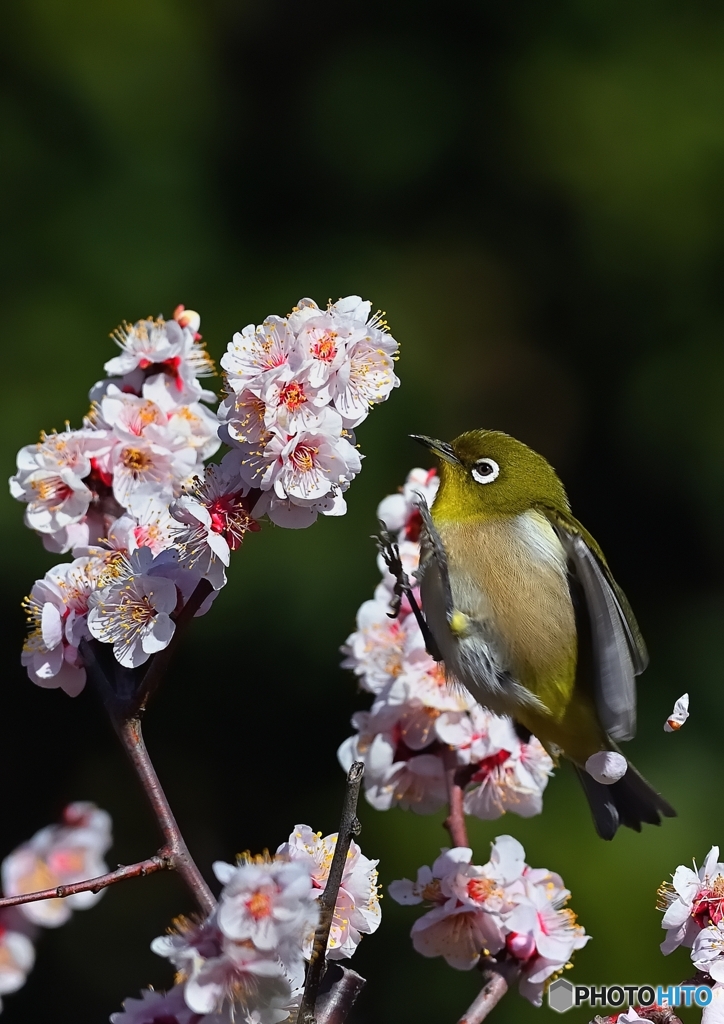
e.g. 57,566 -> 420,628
113,823 -> 380,1023
389,835 -> 589,1006
218,295 -> 398,528
659,845 -> 724,983
12,297 -> 397,695
0,802 -> 112,1013
337,468 -> 553,818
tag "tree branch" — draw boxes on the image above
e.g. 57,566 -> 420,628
314,964 -> 367,1024
457,959 -> 520,1024
443,751 -> 469,849
116,716 -> 216,915
297,761 -> 365,1024
0,852 -> 172,909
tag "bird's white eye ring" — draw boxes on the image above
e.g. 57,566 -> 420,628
471,458 -> 500,485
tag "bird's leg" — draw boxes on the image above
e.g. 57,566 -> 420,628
373,522 -> 443,662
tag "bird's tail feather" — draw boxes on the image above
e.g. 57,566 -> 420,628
574,761 -> 676,841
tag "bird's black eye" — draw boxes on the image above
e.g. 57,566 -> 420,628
471,458 -> 500,485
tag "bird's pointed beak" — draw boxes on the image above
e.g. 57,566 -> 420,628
410,434 -> 460,465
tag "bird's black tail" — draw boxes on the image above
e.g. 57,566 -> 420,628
574,761 -> 676,841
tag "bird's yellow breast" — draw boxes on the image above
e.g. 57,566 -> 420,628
436,511 -> 577,702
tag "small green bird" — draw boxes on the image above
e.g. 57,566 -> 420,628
411,429 -> 675,840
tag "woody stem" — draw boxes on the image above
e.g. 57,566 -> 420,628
116,715 -> 216,914
0,853 -> 173,909
457,960 -> 520,1024
443,751 -> 469,848
297,761 -> 365,1024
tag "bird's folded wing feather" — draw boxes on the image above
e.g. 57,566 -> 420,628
540,507 -> 647,743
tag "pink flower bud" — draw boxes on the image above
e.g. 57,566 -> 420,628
506,931 -> 537,960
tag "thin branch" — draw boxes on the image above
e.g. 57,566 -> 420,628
0,852 -> 172,909
117,716 -> 216,915
315,964 -> 366,1024
458,959 -> 521,1024
443,750 -> 469,849
297,761 -> 365,1024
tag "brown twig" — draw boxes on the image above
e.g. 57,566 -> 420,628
0,852 -> 172,909
458,959 -> 521,1024
297,761 -> 365,1024
314,964 -> 367,1024
443,750 -> 470,849
117,716 -> 216,914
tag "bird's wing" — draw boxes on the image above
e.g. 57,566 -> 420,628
539,506 -> 647,742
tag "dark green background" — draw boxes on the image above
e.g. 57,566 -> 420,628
1,0 -> 722,1020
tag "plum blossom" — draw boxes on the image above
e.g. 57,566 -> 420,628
390,837 -> 589,1005
110,986 -> 197,1024
14,296 -> 397,685
704,985 -> 724,1024
251,415 -> 361,528
288,296 -> 399,427
0,926 -> 35,1012
693,922 -> 724,981
212,858 -> 317,963
21,555 -> 109,696
377,467 -> 439,541
9,428 -> 113,548
659,846 -> 724,954
219,295 -> 398,528
339,729 -> 449,814
151,915 -> 295,1020
341,595 -> 420,695
98,387 -> 198,513
2,802 -> 112,928
87,549 -> 179,668
504,868 -> 590,1005
106,499 -> 177,558
221,317 -> 297,398
461,733 -> 553,820
389,845 -> 510,970
152,847 -> 319,1022
103,308 -> 215,400
276,824 -> 381,959
665,692 -> 690,732
170,464 -> 256,590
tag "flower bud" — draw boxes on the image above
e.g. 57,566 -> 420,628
173,305 -> 201,334
585,750 -> 627,784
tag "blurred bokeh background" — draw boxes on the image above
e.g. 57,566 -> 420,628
1,0 -> 723,1020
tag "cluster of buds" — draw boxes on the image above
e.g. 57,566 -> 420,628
113,824 -> 380,1023
11,297 -> 397,693
389,835 -> 589,1006
0,803 -> 112,1013
659,845 -> 724,990
338,468 -> 553,818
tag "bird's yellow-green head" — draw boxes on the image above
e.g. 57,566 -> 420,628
413,429 -> 570,522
